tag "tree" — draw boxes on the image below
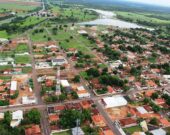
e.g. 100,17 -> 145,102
71,91 -> 78,99
151,93 -> 158,100
149,118 -> 158,125
72,75 -> 80,83
3,111 -> 12,125
26,109 -> 41,124
86,68 -> 100,77
59,109 -> 81,128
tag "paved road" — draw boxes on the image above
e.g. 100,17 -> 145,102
95,101 -> 122,135
28,35 -> 51,135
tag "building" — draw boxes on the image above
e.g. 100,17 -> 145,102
25,125 -> 41,135
101,96 -> 127,108
0,57 -> 14,66
72,127 -> 85,135
10,81 -> 17,91
150,128 -> 166,135
0,38 -> 9,44
10,110 -> 23,128
22,96 -> 36,104
119,118 -> 137,128
76,86 -> 90,98
51,56 -> 68,66
91,114 -> 106,127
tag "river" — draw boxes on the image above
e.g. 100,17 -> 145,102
79,9 -> 145,29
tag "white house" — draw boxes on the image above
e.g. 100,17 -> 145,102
109,60 -> 125,69
102,96 -> 127,108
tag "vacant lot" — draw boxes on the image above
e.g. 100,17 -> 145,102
15,43 -> 29,53
52,131 -> 71,135
15,55 -> 31,64
124,126 -> 142,134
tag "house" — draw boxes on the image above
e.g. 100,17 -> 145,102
80,100 -> 92,109
0,113 -> 4,120
159,118 -> 170,127
72,127 -> 85,135
150,128 -> 166,135
60,80 -> 71,92
10,110 -> 23,127
91,114 -> 106,127
25,125 -> 41,135
154,98 -> 165,105
49,114 -> 59,123
78,30 -> 88,35
51,56 -> 68,66
132,132 -> 146,135
119,118 -> 137,128
54,105 -> 65,112
164,89 -> 170,96
100,129 -> 115,135
101,96 -> 127,108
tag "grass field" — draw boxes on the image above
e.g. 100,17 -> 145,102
15,55 -> 31,64
52,131 -> 71,135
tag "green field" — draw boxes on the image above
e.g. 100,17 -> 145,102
52,130 -> 71,135
0,30 -> 8,38
124,126 -> 142,134
15,55 -> 31,64
0,2 -> 40,15
18,16 -> 45,27
49,28 -> 96,53
0,65 -> 13,71
15,43 -> 29,53
116,11 -> 170,26
50,5 -> 98,22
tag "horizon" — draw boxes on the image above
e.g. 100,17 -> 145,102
124,0 -> 170,7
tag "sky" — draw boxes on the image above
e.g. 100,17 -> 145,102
127,0 -> 170,7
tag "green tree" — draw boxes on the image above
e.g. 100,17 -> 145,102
26,109 -> 41,124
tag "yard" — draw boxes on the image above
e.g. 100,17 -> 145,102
15,55 -> 31,64
15,43 -> 29,53
123,125 -> 142,134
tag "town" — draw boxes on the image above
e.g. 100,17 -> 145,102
0,0 -> 170,135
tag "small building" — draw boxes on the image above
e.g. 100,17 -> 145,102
101,96 -> 127,108
72,127 -> 85,135
136,106 -> 148,114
